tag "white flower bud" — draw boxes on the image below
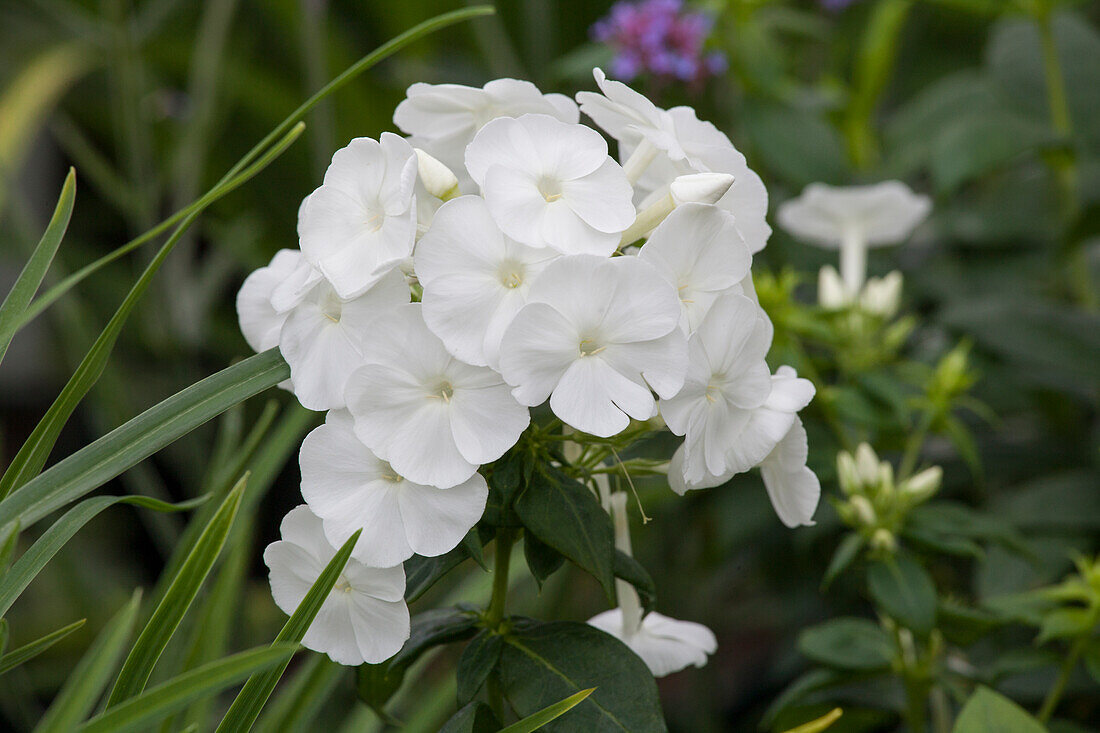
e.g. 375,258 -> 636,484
670,172 -> 735,206
877,461 -> 895,497
414,148 -> 459,201
818,265 -> 851,310
855,443 -> 880,488
837,451 -> 860,495
903,466 -> 942,504
860,270 -> 903,318
850,495 -> 877,526
870,528 -> 897,553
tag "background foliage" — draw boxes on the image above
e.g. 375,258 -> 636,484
0,0 -> 1098,730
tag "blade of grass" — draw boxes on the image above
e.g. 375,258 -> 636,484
0,619 -> 86,675
78,644 -> 296,733
0,519 -> 18,573
34,590 -> 143,733
15,5 -> 495,339
105,477 -> 246,706
0,494 -> 206,619
253,654 -> 345,733
0,168 -> 76,366
0,122 -> 303,503
498,688 -> 597,733
0,348 -> 289,532
215,529 -> 361,732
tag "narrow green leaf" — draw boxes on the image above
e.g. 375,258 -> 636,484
866,555 -> 937,635
0,619 -> 7,656
439,701 -> 501,733
1036,607 -> 1096,645
0,122 -> 302,503
35,591 -> 143,733
0,494 -> 206,619
822,534 -> 864,589
215,529 -> 361,732
499,687 -> 597,733
0,168 -> 75,366
106,479 -> 245,706
0,518 -> 19,573
78,645 -> 296,733
951,686 -> 1044,733
0,348 -> 289,532
0,618 -> 85,675
253,654 -> 345,733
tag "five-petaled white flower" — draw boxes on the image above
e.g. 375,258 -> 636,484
236,248 -> 306,353
464,114 -> 636,256
300,410 -> 488,568
345,303 -> 530,488
298,133 -> 418,299
499,255 -> 687,437
415,196 -> 557,369
587,609 -> 717,678
637,203 -> 752,333
264,505 -> 410,666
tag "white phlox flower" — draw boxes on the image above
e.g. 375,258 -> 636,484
415,195 -> 557,369
264,505 -> 410,666
395,79 -> 578,189
236,248 -> 306,353
777,181 -> 930,294
588,608 -> 718,678
637,202 -> 752,333
344,303 -> 530,489
577,69 -> 771,253
499,254 -> 687,438
300,411 -> 488,568
759,417 -> 820,528
278,268 -> 410,411
464,114 -> 636,256
860,270 -> 903,318
298,133 -> 418,299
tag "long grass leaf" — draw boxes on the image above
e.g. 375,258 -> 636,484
105,478 -> 245,706
0,494 -> 206,619
0,348 -> 289,532
0,518 -> 18,573
253,654 -> 345,733
78,644 -> 296,733
498,688 -> 597,733
215,529 -> 361,732
0,168 -> 76,365
0,122 -> 302,504
0,618 -> 85,675
34,590 -> 143,733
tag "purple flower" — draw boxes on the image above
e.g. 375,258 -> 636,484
590,0 -> 726,84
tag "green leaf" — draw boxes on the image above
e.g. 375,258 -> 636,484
743,100 -> 849,187
0,618 -> 84,675
0,518 -> 19,573
77,645 -> 296,733
499,687 -> 597,733
0,348 -> 289,532
514,468 -> 615,599
930,112 -> 1056,194
356,663 -> 406,727
483,449 -> 528,528
0,619 -> 7,657
821,534 -> 864,589
107,479 -> 245,706
1083,643 -> 1100,685
797,618 -> 894,671
438,701 -> 501,733
0,494 -> 206,619
404,543 -> 472,603
1036,607 -> 1096,645
524,531 -> 565,587
456,630 -> 504,706
253,654 -> 345,733
613,550 -> 656,616
951,686 -> 1045,733
866,555 -> 938,634
499,621 -> 665,732
0,168 -> 75,366
215,529 -> 361,732
35,591 -> 143,733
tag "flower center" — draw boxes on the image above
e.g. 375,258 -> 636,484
379,462 -> 403,483
427,380 -> 454,402
320,290 -> 343,323
364,205 -> 386,233
537,177 -> 563,203
334,576 -> 353,593
498,260 -> 526,289
579,338 -> 605,357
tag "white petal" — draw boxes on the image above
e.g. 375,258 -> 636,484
550,358 -> 632,437
559,159 -> 635,233
448,380 -> 530,465
498,302 -> 581,405
398,474 -> 488,558
236,249 -> 301,352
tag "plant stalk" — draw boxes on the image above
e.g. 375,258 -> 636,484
486,528 -> 517,722
1037,634 -> 1087,723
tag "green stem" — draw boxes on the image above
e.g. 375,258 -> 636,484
486,529 -> 517,722
1037,634 -> 1087,723
789,336 -> 853,451
930,685 -> 951,733
898,409 -> 934,481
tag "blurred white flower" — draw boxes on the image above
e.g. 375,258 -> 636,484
298,134 -> 418,299
394,78 -> 578,185
264,505 -> 409,666
465,114 -> 635,256
759,417 -> 820,528
236,248 -> 305,353
300,411 -> 487,568
499,255 -> 686,437
638,203 -> 751,333
777,181 -> 930,294
860,270 -> 903,318
279,269 -> 410,411
345,303 -> 529,488
587,609 -> 717,677
415,196 -> 556,369
817,265 -> 849,311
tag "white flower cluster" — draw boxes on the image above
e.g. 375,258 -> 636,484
237,70 -> 820,672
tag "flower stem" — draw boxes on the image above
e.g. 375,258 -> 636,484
898,408 -> 934,481
486,528 -> 517,722
1037,634 -> 1087,723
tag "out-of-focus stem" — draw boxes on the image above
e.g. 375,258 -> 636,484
1037,634 -> 1087,723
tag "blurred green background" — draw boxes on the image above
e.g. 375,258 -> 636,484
1,0 -> 1098,730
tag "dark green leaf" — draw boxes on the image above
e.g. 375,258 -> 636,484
404,544 -> 471,603
463,528 -> 488,571
951,686 -> 1045,733
457,631 -> 504,706
500,688 -> 597,733
483,449 -> 528,528
389,607 -> 479,671
0,519 -> 19,574
1036,607 -> 1096,645
499,621 -> 665,732
797,618 -> 894,671
867,555 -> 937,634
514,468 -> 615,599
0,618 -> 84,675
356,663 -> 406,726
438,701 -> 501,733
931,112 -> 1056,194
743,100 -> 849,186
1083,643 -> 1100,685
613,550 -> 656,616
524,531 -> 565,587
822,534 -> 864,589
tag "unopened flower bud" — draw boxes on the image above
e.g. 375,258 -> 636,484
860,271 -> 903,318
850,495 -> 877,526
818,265 -> 851,310
414,148 -> 459,201
903,466 -> 942,504
855,443 -> 880,488
837,451 -> 860,495
670,172 -> 734,206
870,528 -> 897,553
877,461 -> 895,497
